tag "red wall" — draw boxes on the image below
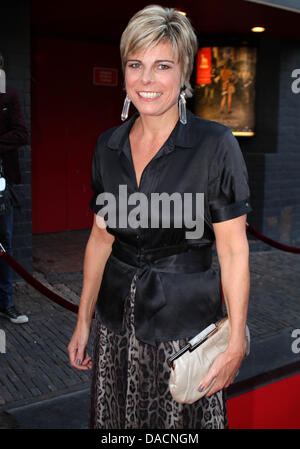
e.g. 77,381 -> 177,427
228,373 -> 300,429
31,37 -> 123,233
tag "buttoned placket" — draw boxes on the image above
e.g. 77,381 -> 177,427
120,132 -> 178,262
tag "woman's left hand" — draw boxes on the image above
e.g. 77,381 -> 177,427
197,344 -> 246,397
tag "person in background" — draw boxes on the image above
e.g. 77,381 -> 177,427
219,59 -> 237,114
0,51 -> 29,324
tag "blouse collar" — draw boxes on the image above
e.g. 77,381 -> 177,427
107,108 -> 195,153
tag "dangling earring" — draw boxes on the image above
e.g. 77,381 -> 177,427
178,88 -> 187,125
121,95 -> 131,121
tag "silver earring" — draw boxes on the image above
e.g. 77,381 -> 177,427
179,90 -> 187,125
121,95 -> 131,121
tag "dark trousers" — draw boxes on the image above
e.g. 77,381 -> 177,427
0,205 -> 14,308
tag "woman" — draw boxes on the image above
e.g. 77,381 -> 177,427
220,60 -> 237,114
68,5 -> 252,429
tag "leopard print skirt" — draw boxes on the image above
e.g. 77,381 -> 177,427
89,273 -> 228,429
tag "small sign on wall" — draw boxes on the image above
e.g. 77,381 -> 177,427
93,67 -> 118,86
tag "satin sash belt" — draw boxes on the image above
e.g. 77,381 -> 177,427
111,239 -> 213,321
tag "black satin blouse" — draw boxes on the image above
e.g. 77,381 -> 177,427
89,109 -> 252,346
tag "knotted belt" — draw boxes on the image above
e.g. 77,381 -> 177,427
111,239 -> 213,322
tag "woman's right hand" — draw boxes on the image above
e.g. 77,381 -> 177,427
68,321 -> 92,370
67,214 -> 114,371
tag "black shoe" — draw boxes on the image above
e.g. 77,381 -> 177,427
0,306 -> 29,324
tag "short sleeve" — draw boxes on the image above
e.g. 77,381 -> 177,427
89,137 -> 105,215
208,128 -> 252,223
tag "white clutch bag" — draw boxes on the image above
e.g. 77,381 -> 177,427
167,317 -> 250,404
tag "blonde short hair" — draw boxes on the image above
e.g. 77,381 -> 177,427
120,4 -> 198,98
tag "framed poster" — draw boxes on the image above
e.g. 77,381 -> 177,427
194,46 -> 257,136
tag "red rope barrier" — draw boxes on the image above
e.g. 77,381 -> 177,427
0,245 -> 79,314
0,221 -> 299,315
246,223 -> 300,254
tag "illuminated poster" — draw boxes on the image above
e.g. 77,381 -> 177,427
194,46 -> 257,136
196,47 -> 211,84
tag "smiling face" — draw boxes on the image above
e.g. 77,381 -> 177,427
124,40 -> 183,121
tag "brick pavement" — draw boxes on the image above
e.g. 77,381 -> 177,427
0,229 -> 300,413
0,271 -> 92,410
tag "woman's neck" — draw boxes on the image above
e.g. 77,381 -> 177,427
133,105 -> 179,142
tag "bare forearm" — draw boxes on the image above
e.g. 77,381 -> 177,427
77,234 -> 113,327
202,217 -> 251,395
219,242 -> 250,350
